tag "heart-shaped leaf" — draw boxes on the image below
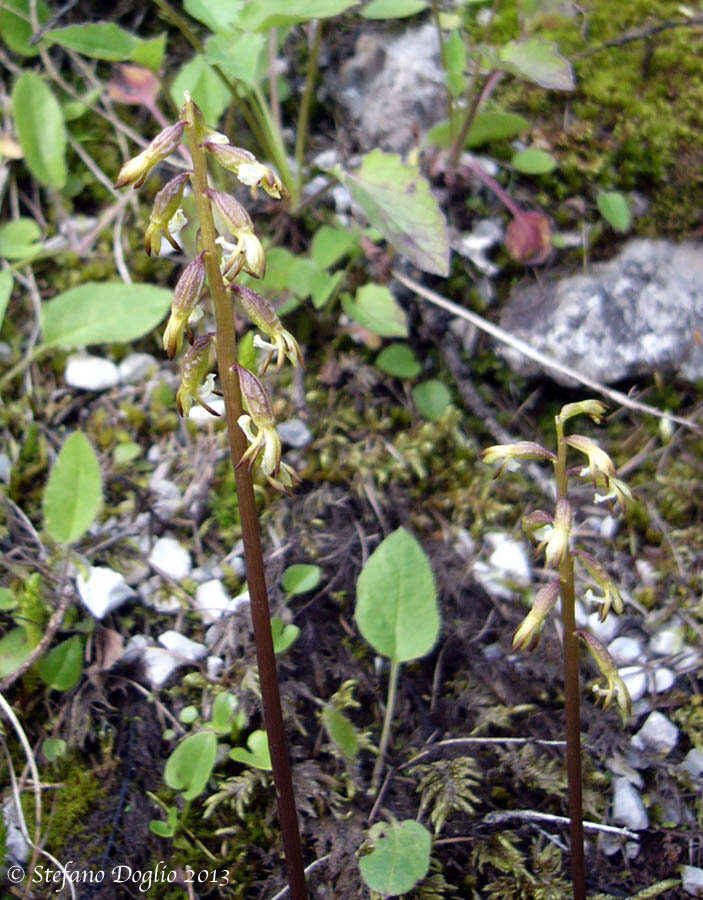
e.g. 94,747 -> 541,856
37,635 -> 83,691
281,564 -> 322,597
165,731 -> 218,799
229,730 -> 272,770
359,819 -> 432,896
271,617 -> 301,655
342,284 -> 408,338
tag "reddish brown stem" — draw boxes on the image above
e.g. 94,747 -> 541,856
183,102 -> 308,900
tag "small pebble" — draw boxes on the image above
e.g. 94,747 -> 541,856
194,579 -> 234,624
149,478 -> 182,519
64,353 -> 120,391
607,636 -> 643,666
486,534 -> 531,585
611,777 -> 649,830
118,352 -> 157,384
3,798 -> 29,864
649,618 -> 685,656
206,656 -> 224,679
141,647 -> 183,687
682,865 -> 703,898
634,558 -> 659,586
148,536 -> 192,581
618,666 -> 647,703
587,610 -> 619,644
0,453 -> 11,483
652,667 -> 675,693
631,711 -> 679,755
158,630 -> 207,662
188,398 -> 226,423
277,419 -> 312,448
76,566 -> 135,619
681,749 -> 703,779
599,515 -> 619,540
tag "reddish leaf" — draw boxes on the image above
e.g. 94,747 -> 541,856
505,211 -> 552,265
107,64 -> 160,108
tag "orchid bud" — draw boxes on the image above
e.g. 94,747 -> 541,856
543,497 -> 572,569
144,171 -> 190,255
176,333 -> 217,417
481,441 -> 557,476
230,284 -> 304,372
206,189 -> 254,234
558,399 -> 607,426
162,251 -> 206,358
565,435 -> 616,481
512,581 -> 560,652
576,629 -> 631,721
114,121 -> 185,189
203,142 -> 289,200
206,190 -> 266,278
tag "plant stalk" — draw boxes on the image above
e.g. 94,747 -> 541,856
555,416 -> 586,900
293,20 -> 323,210
371,659 -> 401,794
184,107 -> 308,900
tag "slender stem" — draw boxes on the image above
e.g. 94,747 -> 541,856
466,156 -> 522,218
252,84 -> 295,198
448,70 -> 503,167
430,0 -> 452,132
371,659 -> 401,794
268,28 -> 282,138
555,416 -> 586,900
183,104 -> 308,900
293,20 -> 322,208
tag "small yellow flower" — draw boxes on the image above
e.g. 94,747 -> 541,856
543,498 -> 572,569
202,141 -> 289,200
481,441 -> 556,476
144,171 -> 189,256
512,581 -> 560,652
230,283 -> 303,373
114,122 -> 185,189
176,333 -> 217,417
576,629 -> 631,721
162,251 -> 207,358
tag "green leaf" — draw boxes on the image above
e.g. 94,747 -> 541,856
0,270 -> 14,331
286,256 -> 319,300
42,738 -> 67,762
511,148 -> 557,175
37,635 -> 83,691
0,587 -> 17,611
43,431 -> 102,545
355,527 -> 439,663
310,226 -> 358,269
130,32 -> 167,71
179,705 -> 200,724
336,150 -> 449,276
149,806 -> 178,838
209,691 -> 240,734
412,379 -> 451,421
597,191 -> 632,232
0,628 -> 32,678
427,110 -> 529,149
375,343 -> 421,378
45,24 -> 140,60
229,729 -> 272,770
0,218 -> 42,259
170,54 -> 231,126
444,29 -> 466,76
498,38 -> 575,91
271,617 -> 301,654
311,268 -> 345,309
203,32 -> 267,87
322,706 -> 359,760
165,731 -> 217,799
238,0 -> 359,30
359,819 -> 432,896
361,0 -> 428,18
113,442 -> 141,465
342,283 -> 408,338
281,563 -> 322,596
12,72 -> 67,188
41,282 -> 172,348
184,0 -> 245,32
0,0 -> 50,56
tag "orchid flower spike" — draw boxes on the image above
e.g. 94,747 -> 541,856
230,283 -> 303,373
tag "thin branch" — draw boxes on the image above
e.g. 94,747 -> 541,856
574,16 -> 703,60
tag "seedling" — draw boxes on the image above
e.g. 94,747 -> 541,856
359,818 -> 432,897
482,399 -> 633,900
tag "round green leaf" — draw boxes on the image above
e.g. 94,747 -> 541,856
229,729 -> 272,770
355,528 -> 439,663
361,0 -> 428,18
43,431 -> 102,545
310,226 -> 358,269
271,617 -> 301,654
12,72 -> 67,188
0,0 -> 50,56
37,635 -> 83,691
511,148 -> 557,175
42,738 -> 67,762
342,284 -> 408,338
597,191 -> 632,233
179,705 -> 200,724
412,379 -> 451,421
41,282 -> 172,348
359,819 -> 432,896
375,343 -> 421,378
322,706 -> 359,760
209,691 -> 239,734
0,627 -> 32,678
165,730 -> 218,799
281,564 -> 322,597
0,218 -> 42,259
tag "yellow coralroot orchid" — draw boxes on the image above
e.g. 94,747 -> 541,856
176,333 -> 217,417
144,171 -> 189,256
576,629 -> 632,721
202,141 -> 288,200
512,581 -> 560,652
206,189 -> 266,279
114,121 -> 185,189
162,251 -> 206,358
230,283 -> 304,373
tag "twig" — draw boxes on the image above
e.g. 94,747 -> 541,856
269,855 -> 331,900
392,270 -> 703,432
404,736 -> 566,768
480,808 -> 638,840
574,16 -> 703,60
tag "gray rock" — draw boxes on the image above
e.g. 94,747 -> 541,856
193,579 -> 247,624
76,566 -> 135,619
0,453 -> 11,484
682,865 -> 703,898
587,610 -> 619,644
3,797 -> 29,864
149,478 -> 182,519
607,636 -> 643,666
681,748 -> 703,778
631,710 -> 679,755
118,352 -> 157,384
148,536 -> 192,581
652,667 -> 675,693
335,23 -> 444,153
499,239 -> 703,385
65,353 -> 120,391
611,777 -> 648,830
618,666 -> 647,703
649,618 -> 685,656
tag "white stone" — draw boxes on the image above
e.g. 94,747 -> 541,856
206,656 -> 224,679
277,419 -> 312,448
3,798 -> 29,864
649,619 -> 685,656
611,777 -> 648,830
193,580 -> 249,623
148,536 -> 191,580
673,645 -> 700,673
158,630 -> 207,662
631,711 -> 679,755
0,453 -> 11,483
486,534 -> 531,585
681,749 -> 703,778
618,666 -> 647,703
635,558 -> 659,585
141,647 -> 183,687
682,865 -> 703,897
64,353 -> 120,391
587,611 -> 619,644
652,667 -> 675,693
607,636 -> 642,666
187,397 -> 226,423
149,478 -> 182,518
76,566 -> 135,619
600,515 -> 619,540
118,352 -> 157,384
